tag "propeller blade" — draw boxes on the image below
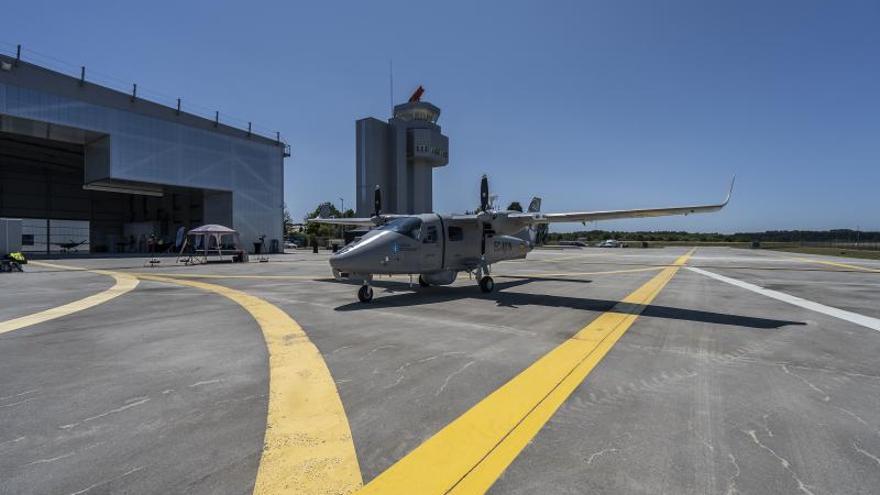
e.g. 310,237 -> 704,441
480,174 -> 489,212
476,175 -> 495,259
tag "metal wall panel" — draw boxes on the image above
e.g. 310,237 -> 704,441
0,82 -> 283,249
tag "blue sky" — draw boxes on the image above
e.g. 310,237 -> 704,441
4,1 -> 878,232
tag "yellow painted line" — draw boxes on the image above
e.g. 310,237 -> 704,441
0,262 -> 139,335
356,248 -> 695,495
22,261 -> 362,494
792,257 -> 880,273
132,273 -> 363,495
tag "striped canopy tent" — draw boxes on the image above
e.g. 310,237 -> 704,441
178,224 -> 241,263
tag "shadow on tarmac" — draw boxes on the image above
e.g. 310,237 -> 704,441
333,279 -> 805,330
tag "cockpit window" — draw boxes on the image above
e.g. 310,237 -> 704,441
378,217 -> 422,240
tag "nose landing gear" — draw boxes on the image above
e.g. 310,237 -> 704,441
358,284 -> 373,303
357,275 -> 374,303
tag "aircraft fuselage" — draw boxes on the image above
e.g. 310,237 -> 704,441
329,213 -> 534,283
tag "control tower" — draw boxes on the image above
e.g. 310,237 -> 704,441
355,87 -> 449,216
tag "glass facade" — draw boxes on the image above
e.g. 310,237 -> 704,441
0,81 -> 284,250
20,219 -> 90,253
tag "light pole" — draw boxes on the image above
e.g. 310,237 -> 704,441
338,197 -> 345,242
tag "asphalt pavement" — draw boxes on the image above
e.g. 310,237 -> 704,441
1,247 -> 879,494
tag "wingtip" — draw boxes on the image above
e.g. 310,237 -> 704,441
723,175 -> 736,205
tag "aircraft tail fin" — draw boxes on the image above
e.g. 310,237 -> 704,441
527,197 -> 542,213
318,203 -> 332,218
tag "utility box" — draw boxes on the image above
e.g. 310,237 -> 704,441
0,219 -> 23,255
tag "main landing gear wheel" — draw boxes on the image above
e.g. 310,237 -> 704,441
479,276 -> 495,293
358,285 -> 374,303
418,275 -> 430,288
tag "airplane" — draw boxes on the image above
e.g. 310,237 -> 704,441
309,175 -> 734,302
54,240 -> 88,253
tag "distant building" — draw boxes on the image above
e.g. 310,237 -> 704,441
355,87 -> 449,216
0,50 -> 289,254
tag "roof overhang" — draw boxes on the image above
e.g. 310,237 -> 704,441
83,179 -> 163,197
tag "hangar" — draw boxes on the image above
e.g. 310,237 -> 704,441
0,48 -> 289,254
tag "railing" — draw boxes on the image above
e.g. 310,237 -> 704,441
0,42 -> 290,152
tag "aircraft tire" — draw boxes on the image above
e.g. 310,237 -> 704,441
358,285 -> 374,303
479,276 -> 495,293
418,275 -> 430,288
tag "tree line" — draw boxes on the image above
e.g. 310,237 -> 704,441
547,229 -> 880,243
289,200 -> 877,246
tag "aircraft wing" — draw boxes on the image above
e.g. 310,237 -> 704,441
513,177 -> 734,224
306,214 -> 410,227
449,214 -> 479,221
306,217 -> 377,227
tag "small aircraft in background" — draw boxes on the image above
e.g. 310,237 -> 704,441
598,239 -> 622,248
310,175 -> 734,302
54,240 -> 88,253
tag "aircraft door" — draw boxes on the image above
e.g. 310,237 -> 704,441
419,215 -> 443,272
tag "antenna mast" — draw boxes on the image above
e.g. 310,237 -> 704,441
389,60 -> 394,118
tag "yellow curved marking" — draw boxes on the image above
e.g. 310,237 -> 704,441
793,257 -> 880,273
0,262 -> 138,335
356,249 -> 695,494
136,273 -> 363,495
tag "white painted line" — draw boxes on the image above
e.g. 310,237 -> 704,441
686,266 -> 880,332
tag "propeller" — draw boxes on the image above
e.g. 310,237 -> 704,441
536,224 -> 549,245
479,174 -> 490,212
372,185 -> 382,217
478,175 -> 492,258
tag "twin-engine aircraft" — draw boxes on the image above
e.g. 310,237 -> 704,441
309,176 -> 734,302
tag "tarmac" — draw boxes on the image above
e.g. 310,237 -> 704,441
1,247 -> 879,494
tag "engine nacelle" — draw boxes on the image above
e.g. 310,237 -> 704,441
478,212 -> 512,235
421,270 -> 458,286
